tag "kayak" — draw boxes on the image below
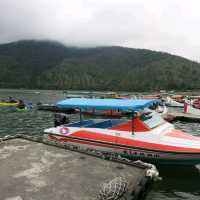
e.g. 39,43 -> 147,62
0,102 -> 18,107
16,107 -> 29,112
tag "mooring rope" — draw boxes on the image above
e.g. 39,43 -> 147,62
97,177 -> 127,200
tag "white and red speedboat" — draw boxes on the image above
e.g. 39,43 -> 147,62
165,96 -> 184,107
44,98 -> 200,165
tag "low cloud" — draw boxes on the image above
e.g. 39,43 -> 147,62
0,0 -> 200,61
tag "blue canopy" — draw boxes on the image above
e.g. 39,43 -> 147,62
56,98 -> 160,111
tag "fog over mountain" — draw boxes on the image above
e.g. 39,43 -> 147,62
0,0 -> 200,61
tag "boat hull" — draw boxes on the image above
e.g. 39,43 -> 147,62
0,102 -> 18,107
165,97 -> 184,107
48,134 -> 200,165
16,107 -> 29,112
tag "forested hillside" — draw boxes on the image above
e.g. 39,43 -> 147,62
0,40 -> 199,91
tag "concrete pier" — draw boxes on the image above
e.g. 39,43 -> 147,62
0,138 -> 155,200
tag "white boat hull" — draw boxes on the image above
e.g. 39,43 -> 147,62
48,133 -> 200,165
165,97 -> 184,107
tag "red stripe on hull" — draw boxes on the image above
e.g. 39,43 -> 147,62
49,134 -> 116,149
48,134 -> 200,164
71,130 -> 200,153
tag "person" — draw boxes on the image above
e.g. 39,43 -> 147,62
27,102 -> 33,109
54,113 -> 69,127
8,97 -> 17,103
17,100 -> 26,109
36,101 -> 42,106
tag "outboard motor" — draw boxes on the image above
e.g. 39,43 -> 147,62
54,113 -> 69,127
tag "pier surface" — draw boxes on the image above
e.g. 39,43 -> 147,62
0,138 -> 149,200
168,111 -> 200,122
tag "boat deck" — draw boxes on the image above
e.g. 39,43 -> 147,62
0,138 -> 152,200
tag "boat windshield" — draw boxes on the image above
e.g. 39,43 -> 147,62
141,113 -> 165,129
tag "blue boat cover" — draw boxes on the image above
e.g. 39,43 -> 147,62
56,98 -> 160,111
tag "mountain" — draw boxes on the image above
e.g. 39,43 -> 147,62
0,40 -> 200,91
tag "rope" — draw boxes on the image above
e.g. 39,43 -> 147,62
97,177 -> 127,200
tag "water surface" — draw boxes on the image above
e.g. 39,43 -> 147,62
0,89 -> 200,200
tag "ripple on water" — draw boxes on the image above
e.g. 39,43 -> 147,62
146,190 -> 200,200
174,121 -> 200,136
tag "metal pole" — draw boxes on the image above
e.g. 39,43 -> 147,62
131,111 -> 134,135
80,109 -> 82,127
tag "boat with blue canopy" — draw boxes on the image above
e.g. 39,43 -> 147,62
44,98 -> 200,165
56,98 -> 160,111
57,98 -> 160,117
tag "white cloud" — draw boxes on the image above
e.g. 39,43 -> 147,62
0,0 -> 200,61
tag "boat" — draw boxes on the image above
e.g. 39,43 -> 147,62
79,109 -> 125,117
16,107 -> 29,112
192,98 -> 200,109
145,105 -> 168,118
44,98 -> 200,165
165,96 -> 184,107
0,102 -> 18,107
77,104 -> 167,119
155,105 -> 176,122
140,94 -> 161,100
37,103 -> 76,113
184,101 -> 200,116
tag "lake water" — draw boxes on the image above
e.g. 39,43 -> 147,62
0,89 -> 200,200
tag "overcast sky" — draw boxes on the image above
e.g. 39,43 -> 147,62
0,0 -> 199,61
